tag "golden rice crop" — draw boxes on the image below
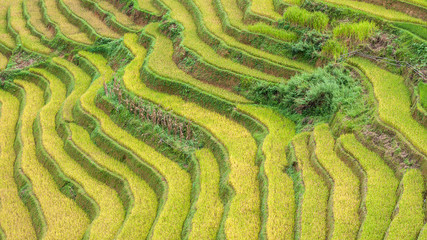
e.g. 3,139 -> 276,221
0,89 -> 36,239
43,0 -> 92,44
386,169 -> 424,240
339,134 -> 399,239
30,67 -> 126,239
349,57 -> 427,156
189,149 -> 223,239
62,0 -> 121,39
194,0 -> 313,72
30,69 -> 125,239
24,0 -> 54,39
313,124 -> 360,240
127,30 -> 250,103
292,133 -> 329,240
238,104 -> 296,239
69,123 -> 159,240
57,57 -> 158,239
148,0 -> 286,82
90,0 -> 140,30
250,0 -> 282,20
10,3 -> 52,54
79,50 -> 192,240
15,79 -> 90,240
247,23 -> 297,42
0,53 -> 7,70
322,0 -> 425,25
0,1 -> 16,49
123,34 -> 260,239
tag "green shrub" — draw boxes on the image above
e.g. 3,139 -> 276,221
245,64 -> 364,127
322,39 -> 347,60
247,23 -> 298,42
282,6 -> 329,31
333,21 -> 377,42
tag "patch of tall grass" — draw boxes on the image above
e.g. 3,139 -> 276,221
321,39 -> 347,60
247,23 -> 297,42
419,82 -> 427,109
333,21 -> 377,42
283,6 -> 329,31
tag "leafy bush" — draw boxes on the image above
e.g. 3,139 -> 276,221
290,30 -> 328,62
322,39 -> 347,60
247,23 -> 297,42
282,6 -> 329,31
333,21 -> 377,42
245,64 -> 363,126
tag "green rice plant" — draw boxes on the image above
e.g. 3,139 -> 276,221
61,0 -> 121,39
0,89 -> 37,239
321,0 -> 426,25
127,30 -> 250,103
338,134 -> 399,240
393,22 -> 427,40
333,21 -> 377,42
385,169 -> 424,240
78,50 -> 192,239
419,81 -> 427,109
312,124 -> 360,239
30,67 -> 126,239
283,6 -> 329,31
349,57 -> 427,156
43,0 -> 93,44
237,104 -> 296,239
15,79 -> 90,239
189,148 -> 223,239
122,32 -> 261,239
321,39 -> 347,60
24,0 -> 54,39
9,3 -> 52,55
250,0 -> 282,20
291,132 -> 329,240
247,23 -> 297,42
68,123 -> 159,240
404,0 -> 427,7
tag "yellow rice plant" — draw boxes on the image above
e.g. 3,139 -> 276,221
135,28 -> 250,103
292,132 -> 329,240
90,0 -> 140,30
339,134 -> 399,239
250,0 -> 282,20
123,34 -> 260,239
385,169 -> 424,240
145,0 -> 286,82
62,0 -> 121,39
15,79 -> 90,240
189,149 -> 223,239
0,89 -> 36,239
237,104 -> 296,240
196,0 -> 313,73
78,50 -> 192,239
43,0 -> 93,44
313,124 -> 360,240
69,123 -> 159,240
322,0 -> 426,25
30,67 -> 126,239
349,57 -> 427,156
25,0 -> 55,39
10,3 -> 52,54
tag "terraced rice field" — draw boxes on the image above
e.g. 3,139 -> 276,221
0,0 -> 425,239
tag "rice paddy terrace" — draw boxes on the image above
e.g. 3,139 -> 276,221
0,0 -> 425,239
